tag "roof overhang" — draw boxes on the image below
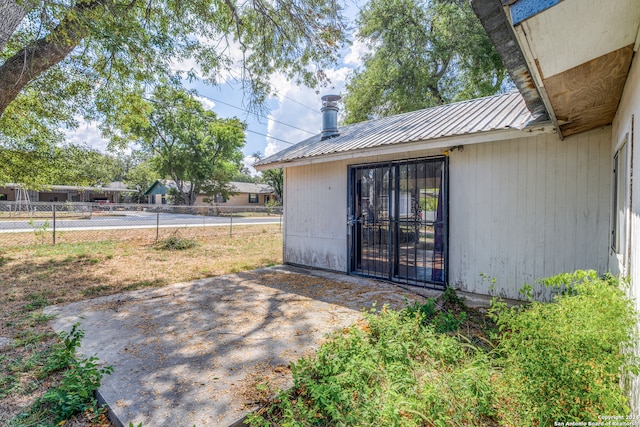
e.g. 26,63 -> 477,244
254,124 -> 554,170
472,0 -> 640,138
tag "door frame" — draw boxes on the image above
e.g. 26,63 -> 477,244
347,156 -> 449,288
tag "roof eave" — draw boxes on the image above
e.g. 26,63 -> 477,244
471,0 -> 557,133
255,123 -> 554,170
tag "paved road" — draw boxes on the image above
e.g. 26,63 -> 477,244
0,211 -> 282,232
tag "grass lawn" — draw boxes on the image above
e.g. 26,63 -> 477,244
0,224 -> 283,426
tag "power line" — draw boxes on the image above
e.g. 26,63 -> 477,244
275,92 -> 320,113
197,93 -> 316,135
245,129 -> 294,145
141,96 -> 297,145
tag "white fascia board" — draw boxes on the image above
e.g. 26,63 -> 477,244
255,124 -> 555,170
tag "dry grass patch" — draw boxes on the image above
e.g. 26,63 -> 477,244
0,224 -> 282,425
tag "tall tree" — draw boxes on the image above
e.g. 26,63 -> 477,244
122,85 -> 245,205
0,0 -> 348,187
342,0 -> 508,124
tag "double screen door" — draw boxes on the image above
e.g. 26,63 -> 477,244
348,157 -> 448,288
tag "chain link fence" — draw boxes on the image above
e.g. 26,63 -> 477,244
0,202 -> 283,247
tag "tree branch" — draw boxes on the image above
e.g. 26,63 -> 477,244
0,0 -> 108,115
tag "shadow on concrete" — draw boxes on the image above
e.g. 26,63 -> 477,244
44,266 -> 429,427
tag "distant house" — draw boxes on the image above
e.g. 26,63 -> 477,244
0,182 -> 136,203
144,180 -> 274,206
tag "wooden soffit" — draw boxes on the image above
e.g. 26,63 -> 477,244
542,45 -> 635,137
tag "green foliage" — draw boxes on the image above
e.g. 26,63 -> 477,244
442,286 -> 465,307
403,295 -> 467,333
490,270 -> 639,425
253,151 -> 283,204
249,270 -> 638,427
1,0 -> 349,167
118,84 -> 246,205
8,323 -> 113,426
153,235 -> 198,250
247,307 -> 494,427
343,0 -> 509,124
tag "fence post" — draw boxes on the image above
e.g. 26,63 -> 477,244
156,211 -> 160,242
52,204 -> 56,245
280,211 -> 282,231
229,211 -> 233,237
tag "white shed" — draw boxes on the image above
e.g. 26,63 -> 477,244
256,0 -> 640,411
256,92 -> 611,300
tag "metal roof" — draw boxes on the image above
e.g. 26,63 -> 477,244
230,181 -> 273,194
2,183 -> 137,192
255,91 -> 542,168
144,180 -> 272,195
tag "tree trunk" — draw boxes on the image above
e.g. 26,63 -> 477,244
0,0 -> 37,52
0,0 -> 103,116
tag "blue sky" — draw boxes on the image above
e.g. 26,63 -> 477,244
64,0 -> 368,174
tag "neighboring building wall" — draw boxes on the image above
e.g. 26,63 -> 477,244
610,52 -> 640,415
449,127 -> 611,300
283,127 -> 611,300
0,187 -> 16,201
193,193 -> 268,206
214,193 -> 267,206
37,192 -> 68,202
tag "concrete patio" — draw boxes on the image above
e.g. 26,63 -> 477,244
44,265 -> 437,426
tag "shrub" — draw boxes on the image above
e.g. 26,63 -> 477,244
490,270 -> 639,425
153,235 -> 197,250
403,295 -> 467,333
247,308 -> 495,427
9,324 -> 113,426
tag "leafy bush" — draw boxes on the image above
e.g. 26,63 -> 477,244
247,308 -> 494,427
153,235 -> 197,250
9,323 -> 113,426
248,271 -> 638,427
490,270 -> 639,425
403,295 -> 467,333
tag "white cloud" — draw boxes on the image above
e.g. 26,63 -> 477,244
170,56 -> 204,79
242,155 -> 259,176
343,38 -> 370,67
63,121 -> 110,152
194,95 -> 216,110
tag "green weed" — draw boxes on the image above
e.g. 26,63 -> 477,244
8,323 -> 113,426
249,270 -> 637,427
153,235 -> 198,250
490,270 -> 638,425
403,295 -> 467,333
22,292 -> 49,312
248,307 -> 494,427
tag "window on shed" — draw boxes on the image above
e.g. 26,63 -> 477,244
612,136 -> 629,256
248,193 -> 259,203
214,195 -> 227,203
0,193 -> 6,200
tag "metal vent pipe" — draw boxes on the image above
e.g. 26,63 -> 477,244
321,95 -> 341,140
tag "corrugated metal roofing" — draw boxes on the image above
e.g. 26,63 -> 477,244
255,91 -> 539,167
230,181 -> 273,194
144,180 -> 272,195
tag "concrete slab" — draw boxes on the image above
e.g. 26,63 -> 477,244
44,266 -> 429,427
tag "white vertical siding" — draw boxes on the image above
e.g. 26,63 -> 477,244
283,161 -> 349,271
611,52 -> 640,416
283,127 -> 610,301
447,127 -> 611,300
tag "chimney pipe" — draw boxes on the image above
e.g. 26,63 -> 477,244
321,95 -> 341,140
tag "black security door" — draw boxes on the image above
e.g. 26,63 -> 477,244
348,157 -> 447,288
